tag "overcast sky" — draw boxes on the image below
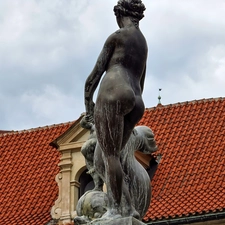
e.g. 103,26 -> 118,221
0,0 -> 225,130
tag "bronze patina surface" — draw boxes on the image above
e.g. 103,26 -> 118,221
77,0 -> 154,223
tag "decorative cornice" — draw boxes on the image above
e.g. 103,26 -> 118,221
59,141 -> 85,152
71,180 -> 80,188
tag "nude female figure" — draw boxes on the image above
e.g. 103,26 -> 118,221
84,0 -> 147,219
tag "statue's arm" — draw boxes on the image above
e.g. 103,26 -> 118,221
84,35 -> 115,118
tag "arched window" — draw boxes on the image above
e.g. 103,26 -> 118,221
78,169 -> 94,197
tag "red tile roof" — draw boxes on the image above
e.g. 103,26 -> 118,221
1,97 -> 224,224
138,98 -> 225,222
0,122 -> 73,225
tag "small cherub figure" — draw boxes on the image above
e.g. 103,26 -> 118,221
80,115 -> 104,191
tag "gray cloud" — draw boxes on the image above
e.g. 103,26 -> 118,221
0,0 -> 225,130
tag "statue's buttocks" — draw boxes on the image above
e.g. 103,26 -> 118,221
97,72 -> 136,115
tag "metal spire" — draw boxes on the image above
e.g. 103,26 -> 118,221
158,88 -> 162,104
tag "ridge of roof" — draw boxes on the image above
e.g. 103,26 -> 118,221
0,130 -> 12,134
147,97 -> 225,110
0,121 -> 75,137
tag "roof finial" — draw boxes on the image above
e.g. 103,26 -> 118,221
158,88 -> 162,104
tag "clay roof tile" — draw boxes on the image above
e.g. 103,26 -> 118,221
139,98 -> 225,222
0,121 -> 74,225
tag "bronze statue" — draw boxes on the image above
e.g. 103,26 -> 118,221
84,0 -> 147,220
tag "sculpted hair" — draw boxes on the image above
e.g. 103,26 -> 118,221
114,0 -> 146,21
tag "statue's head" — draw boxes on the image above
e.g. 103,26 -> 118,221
134,126 -> 158,154
114,0 -> 146,21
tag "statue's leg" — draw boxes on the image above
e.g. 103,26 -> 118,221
92,173 -> 104,191
94,94 -> 144,218
118,97 -> 145,219
94,102 -> 131,217
122,96 -> 145,148
94,142 -> 105,181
